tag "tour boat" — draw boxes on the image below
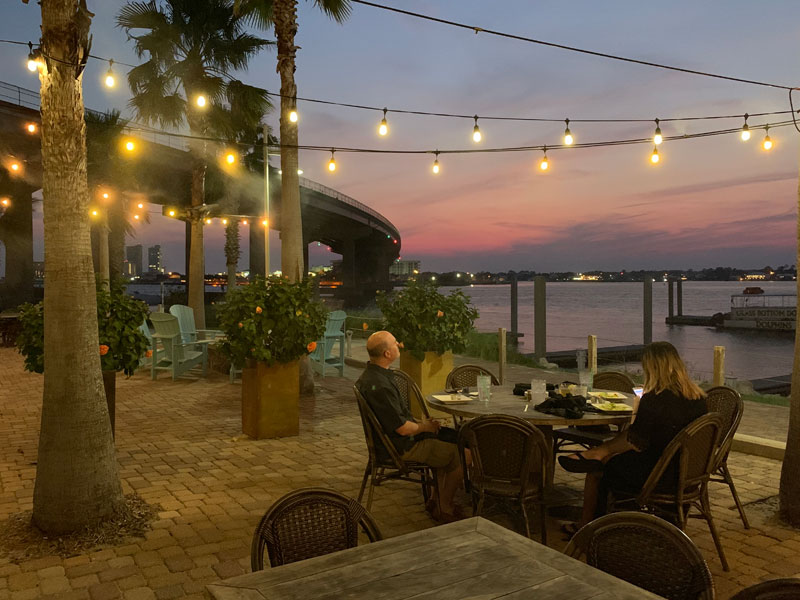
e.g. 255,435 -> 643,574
722,288 -> 796,331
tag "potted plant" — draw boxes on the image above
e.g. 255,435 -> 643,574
377,280 -> 478,397
217,276 -> 326,439
16,279 -> 149,436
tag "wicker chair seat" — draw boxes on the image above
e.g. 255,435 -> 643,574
730,578 -> 800,599
553,426 -> 616,446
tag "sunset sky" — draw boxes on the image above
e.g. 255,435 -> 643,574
2,1 -> 798,273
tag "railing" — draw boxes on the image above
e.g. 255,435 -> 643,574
0,81 -> 39,109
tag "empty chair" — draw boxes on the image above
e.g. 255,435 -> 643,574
149,312 -> 208,380
729,578 -> 800,600
391,368 -> 430,420
353,385 -> 437,510
458,414 -> 550,543
250,487 -> 382,570
552,370 -> 636,455
705,385 -> 749,528
309,310 -> 347,377
445,364 -> 499,389
565,512 -> 714,600
168,304 -> 223,344
138,320 -> 163,374
608,413 -> 729,571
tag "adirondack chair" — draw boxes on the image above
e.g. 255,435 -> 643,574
169,304 -> 224,344
149,313 -> 208,380
138,320 -> 165,376
309,310 -> 347,377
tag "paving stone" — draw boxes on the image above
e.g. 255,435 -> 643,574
88,582 -> 121,600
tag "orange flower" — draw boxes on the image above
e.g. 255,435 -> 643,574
145,349 -> 153,358
99,344 -> 109,356
436,310 -> 444,318
255,306 -> 263,314
296,310 -> 303,316
238,322 -> 243,328
307,341 -> 317,353
362,322 -> 368,331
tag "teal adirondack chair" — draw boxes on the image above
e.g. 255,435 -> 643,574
149,313 -> 208,380
310,310 -> 347,377
169,304 -> 224,343
138,320 -> 165,375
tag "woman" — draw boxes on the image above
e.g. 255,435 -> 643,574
558,341 -> 707,533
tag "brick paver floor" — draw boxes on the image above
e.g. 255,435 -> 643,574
0,345 -> 798,599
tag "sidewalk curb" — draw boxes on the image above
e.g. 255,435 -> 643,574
732,433 -> 785,461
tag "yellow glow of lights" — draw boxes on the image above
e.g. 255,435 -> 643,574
91,209 -> 99,217
133,214 -> 140,220
650,147 -> 660,164
242,219 -> 248,225
205,218 -> 212,225
10,163 -> 20,172
225,152 -> 236,164
1,198 -> 9,207
432,151 -> 440,174
289,109 -> 298,123
763,125 -> 773,150
262,219 -> 268,226
26,123 -> 36,134
222,218 -> 228,225
196,95 -> 207,108
137,202 -> 144,209
104,62 -> 116,88
102,192 -> 109,199
472,116 -> 482,143
27,59 -> 37,72
741,124 -> 750,141
540,157 -> 549,171
328,150 -> 337,172
168,209 -> 176,217
378,108 -> 389,136
563,119 -> 573,145
125,140 -> 135,152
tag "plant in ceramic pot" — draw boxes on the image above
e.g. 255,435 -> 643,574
377,280 -> 478,398
217,276 -> 326,439
16,279 -> 149,436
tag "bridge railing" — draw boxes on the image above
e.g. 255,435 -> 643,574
0,81 -> 39,110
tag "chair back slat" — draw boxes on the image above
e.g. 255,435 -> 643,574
705,386 -> 743,468
592,371 -> 635,394
250,487 -> 382,569
353,385 -> 410,473
566,512 -> 715,600
445,365 -> 500,389
169,304 -> 197,344
150,313 -> 184,362
391,369 -> 430,420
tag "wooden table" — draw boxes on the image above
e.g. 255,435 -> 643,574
206,517 -> 660,600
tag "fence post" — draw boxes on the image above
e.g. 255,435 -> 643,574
345,330 -> 353,358
588,335 -> 598,374
677,278 -> 683,316
713,346 -> 725,387
534,276 -> 547,361
498,328 -> 507,385
668,279 -> 674,319
643,278 -> 653,345
510,273 -> 518,347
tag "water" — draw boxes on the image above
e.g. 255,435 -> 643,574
444,281 -> 796,382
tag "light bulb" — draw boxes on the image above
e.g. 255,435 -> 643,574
102,192 -> 109,199
432,151 -> 440,174
328,150 -> 336,172
0,198 -> 9,207
222,218 -> 228,225
133,214 -> 140,220
125,140 -> 135,152
741,114 -> 750,141
564,119 -> 573,145
27,59 -> 37,72
763,125 -> 773,150
262,219 -> 268,226
91,209 -> 98,216
10,163 -> 19,172
225,152 -> 235,164
205,218 -> 212,225
105,73 -> 115,88
650,147 -> 660,164
472,116 -> 482,143
653,119 -> 663,145
539,147 -> 549,171
196,95 -> 207,108
297,169 -> 303,175
289,109 -> 298,123
26,123 -> 36,134
242,219 -> 248,225
137,202 -> 144,209
378,108 -> 388,136
168,209 -> 176,217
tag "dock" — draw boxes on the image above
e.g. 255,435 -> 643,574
750,375 -> 792,396
528,344 -> 646,369
665,314 -> 723,326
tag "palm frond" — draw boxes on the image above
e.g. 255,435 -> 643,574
313,0 -> 351,23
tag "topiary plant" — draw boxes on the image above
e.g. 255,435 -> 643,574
376,280 -> 479,361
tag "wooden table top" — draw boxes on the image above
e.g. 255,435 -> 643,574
427,386 -> 634,427
206,517 -> 660,600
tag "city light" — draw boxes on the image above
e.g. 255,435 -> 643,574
25,122 -> 36,134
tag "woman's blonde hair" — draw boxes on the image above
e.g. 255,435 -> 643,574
642,341 -> 705,400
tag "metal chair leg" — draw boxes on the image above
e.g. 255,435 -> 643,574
721,463 -> 750,529
357,462 -> 370,503
701,489 -> 730,571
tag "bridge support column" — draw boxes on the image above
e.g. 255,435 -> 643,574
249,224 -> 266,277
0,172 -> 36,310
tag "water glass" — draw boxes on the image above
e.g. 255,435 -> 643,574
578,370 -> 593,391
574,384 -> 588,397
477,375 -> 492,403
576,349 -> 587,371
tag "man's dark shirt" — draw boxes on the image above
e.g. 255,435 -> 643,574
356,362 -> 416,454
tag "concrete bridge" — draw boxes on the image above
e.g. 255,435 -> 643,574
0,81 -> 400,309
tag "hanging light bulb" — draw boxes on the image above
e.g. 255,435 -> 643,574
432,150 -> 440,174
762,124 -> 773,150
205,218 -> 212,225
225,152 -> 236,165
242,219 -> 248,225
10,162 -> 20,172
289,105 -> 298,123
124,139 -> 135,152
26,42 -> 40,72
25,123 -> 37,134
196,94 -> 207,108
650,146 -> 660,164
378,107 -> 389,136
222,218 -> 228,225
472,115 -> 482,143
91,209 -> 99,217
0,198 -> 9,207
563,119 -> 574,146
327,149 -> 337,172
133,214 -> 140,220
262,219 -> 268,226
539,146 -> 549,171
168,209 -> 176,217
104,60 -> 116,88
137,202 -> 144,209
741,114 -> 750,141
653,118 -> 663,145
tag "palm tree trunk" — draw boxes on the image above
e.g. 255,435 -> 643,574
34,0 -> 122,534
188,157 -> 207,329
779,171 -> 800,525
274,0 -> 304,283
98,218 -> 110,288
225,219 -> 240,296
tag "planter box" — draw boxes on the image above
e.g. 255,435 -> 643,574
242,360 -> 300,439
399,350 -> 453,419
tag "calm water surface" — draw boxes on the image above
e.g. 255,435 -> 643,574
443,281 -> 796,381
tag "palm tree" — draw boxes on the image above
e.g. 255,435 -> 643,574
32,0 -> 123,533
235,0 -> 351,282
224,214 -> 241,294
118,0 -> 271,327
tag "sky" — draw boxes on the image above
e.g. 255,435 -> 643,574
1,1 -> 799,273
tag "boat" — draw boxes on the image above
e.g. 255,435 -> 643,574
722,289 -> 797,331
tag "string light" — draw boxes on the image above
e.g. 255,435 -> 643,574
762,124 -> 773,150
196,94 -> 207,108
205,218 -> 212,225
104,60 -> 115,88
327,149 -> 337,172
539,146 -> 549,171
124,139 -> 135,152
262,219 -> 268,226
289,105 -> 298,123
222,218 -> 228,225
168,209 -> 176,217
25,122 -> 37,134
225,152 -> 236,164
378,107 -> 388,136
242,219 -> 248,225
10,162 -> 20,172
91,209 -> 99,217
472,115 -> 482,143
741,114 -> 750,141
653,119 -> 663,145
650,146 -> 660,164
26,42 -> 41,72
137,202 -> 144,209
133,214 -> 140,220
1,198 -> 10,207
563,119 -> 573,145
102,192 -> 109,199
432,150 -> 440,174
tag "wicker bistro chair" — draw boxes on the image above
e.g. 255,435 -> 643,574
552,371 -> 636,456
608,413 -> 728,571
391,368 -> 430,420
353,386 -> 438,511
458,414 -> 550,543
729,578 -> 800,600
705,386 -> 749,529
250,488 -> 382,570
445,365 -> 500,389
565,512 -> 715,600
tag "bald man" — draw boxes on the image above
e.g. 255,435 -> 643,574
356,330 -> 465,522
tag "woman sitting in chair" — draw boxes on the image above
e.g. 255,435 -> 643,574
558,341 -> 707,535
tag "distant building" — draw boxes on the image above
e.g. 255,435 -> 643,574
148,245 -> 163,273
389,259 -> 420,277
33,261 -> 44,280
126,245 -> 143,277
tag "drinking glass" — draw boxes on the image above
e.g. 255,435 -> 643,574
530,379 -> 547,403
477,375 -> 491,403
578,370 -> 593,391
